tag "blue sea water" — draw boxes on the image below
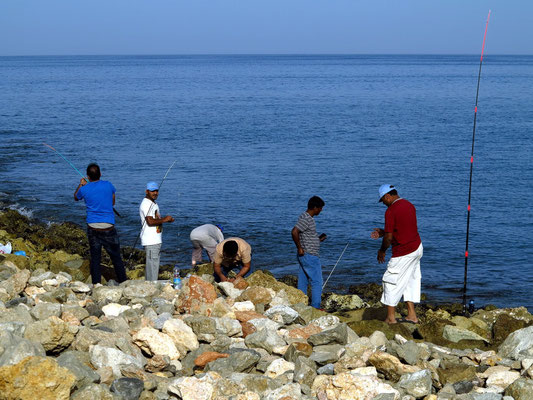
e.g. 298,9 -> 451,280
0,55 -> 531,310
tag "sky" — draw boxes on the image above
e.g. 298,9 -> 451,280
1,0 -> 531,56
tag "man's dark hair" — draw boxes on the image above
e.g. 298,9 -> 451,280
389,189 -> 398,196
223,240 -> 239,258
308,196 -> 325,210
87,163 -> 101,181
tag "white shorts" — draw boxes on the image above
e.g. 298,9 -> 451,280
381,243 -> 423,306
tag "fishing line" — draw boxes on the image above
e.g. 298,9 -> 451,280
43,143 -> 121,217
125,160 -> 177,268
322,242 -> 350,290
463,10 -> 491,314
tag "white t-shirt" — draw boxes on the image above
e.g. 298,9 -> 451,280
139,198 -> 162,246
190,224 -> 224,244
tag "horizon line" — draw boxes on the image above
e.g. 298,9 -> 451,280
0,52 -> 531,58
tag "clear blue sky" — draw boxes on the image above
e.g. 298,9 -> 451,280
1,1 -> 531,56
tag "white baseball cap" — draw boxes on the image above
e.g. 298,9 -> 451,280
378,184 -> 396,202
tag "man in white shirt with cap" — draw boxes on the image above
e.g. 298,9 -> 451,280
139,181 -> 174,281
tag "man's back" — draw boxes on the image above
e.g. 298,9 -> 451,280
76,180 -> 115,224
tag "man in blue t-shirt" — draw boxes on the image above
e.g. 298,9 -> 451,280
74,163 -> 127,285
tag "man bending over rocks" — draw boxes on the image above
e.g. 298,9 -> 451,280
371,184 -> 423,324
213,237 -> 251,283
74,163 -> 127,285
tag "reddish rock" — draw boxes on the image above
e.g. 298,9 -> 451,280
235,310 -> 266,323
240,321 -> 257,338
288,324 -> 322,340
233,276 -> 249,290
179,276 -> 218,313
194,351 -> 229,368
145,354 -> 170,372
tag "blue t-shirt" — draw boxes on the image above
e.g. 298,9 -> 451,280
76,180 -> 116,224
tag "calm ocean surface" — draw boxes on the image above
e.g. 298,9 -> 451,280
0,55 -> 531,309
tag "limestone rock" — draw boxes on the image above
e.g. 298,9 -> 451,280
0,356 -> 76,400
71,383 -> 116,400
89,344 -> 144,377
368,350 -> 420,381
505,377 -> 533,400
237,286 -> 273,305
218,281 -> 243,299
0,268 -> 30,300
0,330 -> 46,366
485,369 -> 521,389
24,316 -> 78,353
102,303 -> 131,317
312,371 -> 400,400
264,305 -> 299,325
168,374 -> 217,400
244,328 -> 286,354
132,327 -> 180,360
92,286 -> 124,303
56,350 -> 100,390
264,358 -> 294,379
308,322 -> 348,346
245,270 -> 308,305
163,318 -> 200,354
498,325 -> 533,360
443,325 -> 490,343
397,369 -> 432,398
324,293 -> 365,311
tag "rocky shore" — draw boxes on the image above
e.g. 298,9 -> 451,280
0,209 -> 532,400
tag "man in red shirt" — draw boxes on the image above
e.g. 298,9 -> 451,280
371,184 -> 423,324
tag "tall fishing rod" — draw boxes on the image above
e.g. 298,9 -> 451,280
125,160 -> 177,268
463,10 -> 491,315
43,143 -> 121,217
323,242 -> 349,290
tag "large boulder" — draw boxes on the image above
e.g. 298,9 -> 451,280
24,316 -> 78,353
498,325 -> 533,360
505,377 -> 533,400
0,356 -> 76,400
245,270 -> 308,305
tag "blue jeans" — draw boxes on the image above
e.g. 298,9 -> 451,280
87,227 -> 127,284
297,253 -> 323,309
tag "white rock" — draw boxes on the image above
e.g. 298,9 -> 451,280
89,345 -> 144,377
521,358 -> 533,371
369,331 -> 388,347
263,383 -> 302,400
312,372 -> 399,400
311,315 -> 340,330
498,325 -> 533,360
163,318 -> 199,354
101,303 -> 131,318
217,282 -> 243,299
265,359 -> 295,378
485,370 -> 521,389
395,334 -> 409,345
248,318 -> 281,332
69,281 -> 91,293
41,278 -> 59,287
351,366 -> 378,376
168,376 -> 215,400
214,317 -> 242,337
133,327 -> 180,360
264,305 -> 299,324
269,289 -> 290,307
232,301 -> 255,312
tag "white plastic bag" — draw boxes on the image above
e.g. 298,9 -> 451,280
0,242 -> 12,254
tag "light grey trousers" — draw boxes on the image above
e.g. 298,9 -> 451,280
144,243 -> 161,281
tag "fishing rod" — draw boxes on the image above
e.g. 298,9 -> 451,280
125,160 -> 177,268
463,10 -> 491,315
43,143 -> 121,217
322,242 -> 349,290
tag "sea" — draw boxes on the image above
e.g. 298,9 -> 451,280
0,55 -> 531,310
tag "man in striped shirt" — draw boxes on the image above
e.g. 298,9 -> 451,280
291,196 -> 327,309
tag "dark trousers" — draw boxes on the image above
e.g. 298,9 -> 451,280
87,227 -> 127,284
